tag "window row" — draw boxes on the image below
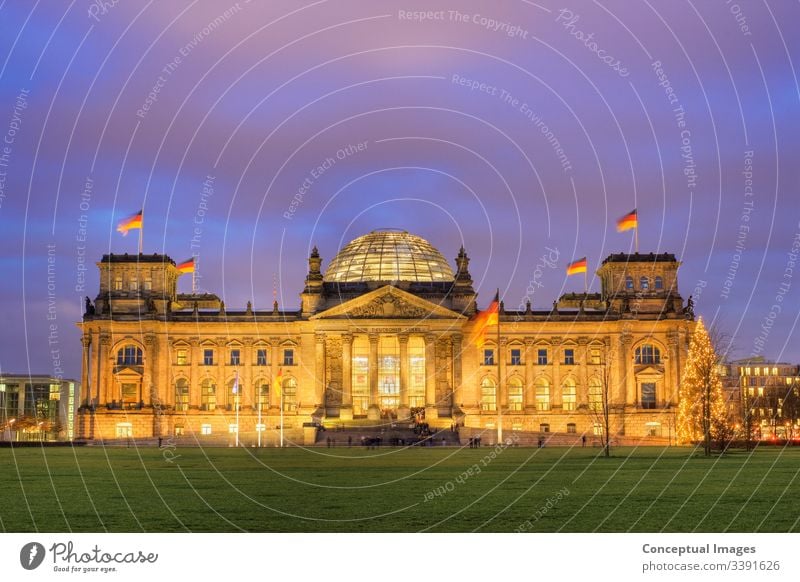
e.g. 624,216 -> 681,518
115,345 -> 295,367
624,275 -> 664,291
479,377 -> 604,412
481,347 -> 603,366
172,377 -> 298,412
112,275 -> 153,292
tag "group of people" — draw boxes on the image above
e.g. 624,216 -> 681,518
467,436 -> 482,448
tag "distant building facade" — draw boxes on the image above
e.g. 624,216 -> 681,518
721,358 -> 800,439
77,230 -> 694,444
0,375 -> 78,441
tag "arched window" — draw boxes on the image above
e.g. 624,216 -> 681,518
480,377 -> 496,411
117,345 -> 142,365
535,377 -> 550,411
562,378 -> 576,411
654,276 -> 664,290
200,378 -> 216,411
227,378 -> 241,411
588,377 -> 603,411
508,377 -> 523,411
635,344 -> 661,365
640,276 -> 649,290
625,276 -> 634,290
282,377 -> 297,412
174,378 -> 189,412
255,381 -> 269,411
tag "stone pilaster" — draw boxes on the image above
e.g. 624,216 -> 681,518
81,334 -> 91,406
144,333 -> 157,405
98,333 -> 110,405
340,333 -> 353,419
452,333 -> 463,408
398,333 -> 409,407
524,338 -> 534,409
369,333 -> 379,408
424,333 -> 438,419
190,339 -> 200,408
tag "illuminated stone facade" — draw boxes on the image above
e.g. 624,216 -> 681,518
77,230 -> 694,444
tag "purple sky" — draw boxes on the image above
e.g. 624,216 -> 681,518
1,0 -> 798,380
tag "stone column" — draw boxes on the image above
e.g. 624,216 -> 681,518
98,333 -> 110,405
369,333 -> 379,408
452,333 -> 463,410
551,338 -> 561,409
190,340 -> 200,408
620,332 -> 635,405
143,333 -> 157,406
315,333 -> 326,408
340,333 -> 353,420
424,333 -> 438,419
667,332 -> 679,406
578,337 -> 589,407
524,338 -> 534,409
242,338 -> 253,409
498,337 -> 508,409
398,334 -> 409,406
81,335 -> 91,406
216,338 -> 226,410
270,338 -> 280,409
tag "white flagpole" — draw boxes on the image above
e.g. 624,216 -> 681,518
138,210 -> 143,254
234,369 -> 239,448
257,384 -> 262,448
280,387 -> 284,448
496,290 -> 503,445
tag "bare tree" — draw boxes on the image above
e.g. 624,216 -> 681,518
588,352 -> 616,458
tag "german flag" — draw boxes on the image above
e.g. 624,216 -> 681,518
566,257 -> 587,276
274,368 -> 283,398
176,257 -> 195,274
616,209 -> 638,232
470,292 -> 499,348
116,210 -> 143,236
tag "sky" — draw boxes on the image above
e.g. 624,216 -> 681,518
0,0 -> 798,380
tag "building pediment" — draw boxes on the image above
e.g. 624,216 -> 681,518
635,365 -> 664,377
310,285 -> 465,320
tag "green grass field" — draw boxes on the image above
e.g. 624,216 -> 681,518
1,445 -> 798,532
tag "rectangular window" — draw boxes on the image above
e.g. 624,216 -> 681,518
201,424 -> 212,435
539,423 -> 550,433
144,278 -> 152,291
256,349 -> 268,366
283,349 -> 294,366
121,383 -> 138,404
641,382 -> 656,409
115,423 -> 133,438
590,348 -> 601,365
567,423 -> 577,434
483,349 -> 495,366
176,349 -> 188,365
203,349 -> 214,366
114,276 -> 123,291
537,349 -> 548,365
230,349 -> 240,366
130,279 -> 138,292
564,349 -> 575,365
510,348 -> 522,365
174,426 -> 184,436
228,424 -> 238,434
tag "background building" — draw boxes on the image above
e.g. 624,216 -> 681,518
0,375 -> 78,441
77,230 -> 694,445
721,358 -> 800,440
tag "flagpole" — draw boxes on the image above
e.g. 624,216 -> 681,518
496,289 -> 502,445
257,384 -> 262,448
280,387 -> 284,448
234,369 -> 239,448
138,210 -> 143,254
192,264 -> 197,295
634,224 -> 639,254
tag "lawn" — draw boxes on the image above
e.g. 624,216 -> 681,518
1,445 -> 798,532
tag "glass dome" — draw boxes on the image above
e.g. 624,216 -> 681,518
324,230 -> 455,283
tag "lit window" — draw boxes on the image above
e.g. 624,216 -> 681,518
590,348 -> 601,365
562,379 -> 576,411
480,377 -> 496,411
535,378 -> 550,411
588,378 -> 603,411
117,345 -> 143,366
283,349 -> 294,366
228,424 -> 238,434
256,383 -> 270,411
640,276 -> 649,290
635,344 -> 661,365
754,367 -> 760,376
174,379 -> 189,411
566,423 -> 577,434
176,349 -> 188,365
230,349 -> 240,366
539,423 -> 550,433
510,348 -> 522,366
593,423 -> 603,436
537,349 -> 548,365
115,423 -> 133,438
201,424 -> 212,435
564,349 -> 575,365
483,349 -> 495,366
114,276 -> 123,290
256,349 -> 268,366
281,377 -> 297,411
201,379 -> 216,410
641,382 -> 656,409
508,378 -> 523,411
203,349 -> 214,366
174,425 -> 184,436
144,278 -> 152,291
130,279 -> 138,292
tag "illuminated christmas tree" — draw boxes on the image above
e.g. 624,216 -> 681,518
677,317 -> 729,454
